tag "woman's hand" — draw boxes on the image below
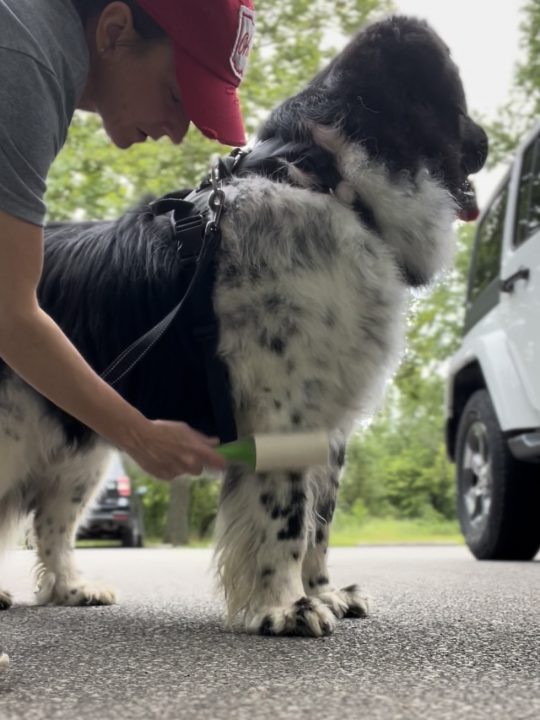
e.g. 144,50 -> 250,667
126,419 -> 226,480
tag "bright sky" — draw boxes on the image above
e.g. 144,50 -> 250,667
395,0 -> 525,206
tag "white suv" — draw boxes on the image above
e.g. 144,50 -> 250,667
446,120 -> 540,561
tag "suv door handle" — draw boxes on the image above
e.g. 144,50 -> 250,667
500,266 -> 530,293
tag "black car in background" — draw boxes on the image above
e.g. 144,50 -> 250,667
77,452 -> 146,547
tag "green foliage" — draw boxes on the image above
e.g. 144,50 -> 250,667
131,471 -> 171,539
189,478 -> 221,538
126,453 -> 221,541
483,0 -> 540,167
339,423 -> 393,517
341,406 -> 456,523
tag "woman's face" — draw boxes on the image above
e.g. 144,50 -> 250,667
94,40 -> 190,149
83,5 -> 190,149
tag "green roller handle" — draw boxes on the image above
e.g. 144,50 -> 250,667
216,436 -> 257,468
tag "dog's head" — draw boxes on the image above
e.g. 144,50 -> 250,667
257,15 -> 488,221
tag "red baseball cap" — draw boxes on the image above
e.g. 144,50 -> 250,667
136,0 -> 256,146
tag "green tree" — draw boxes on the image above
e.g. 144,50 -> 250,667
484,0 -> 540,167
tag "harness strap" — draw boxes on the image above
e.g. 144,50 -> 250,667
99,149 -> 254,390
100,201 -> 218,387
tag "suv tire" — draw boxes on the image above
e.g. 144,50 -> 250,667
456,389 -> 540,560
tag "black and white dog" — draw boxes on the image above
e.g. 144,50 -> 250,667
0,16 -> 487,636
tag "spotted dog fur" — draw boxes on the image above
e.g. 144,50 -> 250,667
0,16 -> 487,636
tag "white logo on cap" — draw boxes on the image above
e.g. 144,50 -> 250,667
230,6 -> 255,80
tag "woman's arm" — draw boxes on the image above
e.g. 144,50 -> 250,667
0,210 -> 226,479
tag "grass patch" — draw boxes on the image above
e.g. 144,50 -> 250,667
76,539 -> 120,548
142,518 -> 463,549
76,519 -> 464,550
75,537 -> 214,549
330,516 -> 463,546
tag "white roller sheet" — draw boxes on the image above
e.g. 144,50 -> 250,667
254,431 -> 330,472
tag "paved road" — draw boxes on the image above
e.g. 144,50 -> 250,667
0,546 -> 538,720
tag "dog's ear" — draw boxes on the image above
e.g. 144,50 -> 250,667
460,115 -> 489,175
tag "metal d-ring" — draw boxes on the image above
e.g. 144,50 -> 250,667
208,156 -> 226,228
209,187 -> 225,226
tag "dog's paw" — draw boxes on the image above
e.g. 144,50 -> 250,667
316,584 -> 370,619
54,582 -> 117,607
36,576 -> 117,607
247,596 -> 336,638
0,589 -> 13,610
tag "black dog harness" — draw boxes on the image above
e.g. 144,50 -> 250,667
100,152 -> 247,444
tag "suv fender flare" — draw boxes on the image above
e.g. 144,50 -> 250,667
446,330 -> 539,459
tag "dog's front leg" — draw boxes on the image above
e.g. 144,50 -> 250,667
302,492 -> 369,620
302,439 -> 370,620
215,467 -> 335,637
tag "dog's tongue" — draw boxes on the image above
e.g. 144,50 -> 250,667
458,179 -> 480,222
458,204 -> 480,222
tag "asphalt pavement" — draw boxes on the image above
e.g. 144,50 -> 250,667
0,546 -> 539,720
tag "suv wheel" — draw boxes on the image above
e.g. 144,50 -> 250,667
456,389 -> 540,560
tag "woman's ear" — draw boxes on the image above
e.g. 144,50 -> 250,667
95,1 -> 137,55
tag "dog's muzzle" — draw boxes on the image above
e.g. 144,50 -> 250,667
457,178 -> 480,222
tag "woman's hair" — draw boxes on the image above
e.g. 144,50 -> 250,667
71,1 -> 166,41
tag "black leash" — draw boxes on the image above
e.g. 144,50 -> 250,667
100,157 -> 228,388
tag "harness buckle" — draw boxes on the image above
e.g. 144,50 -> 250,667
207,156 -> 226,232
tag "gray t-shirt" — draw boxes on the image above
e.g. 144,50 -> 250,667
0,0 -> 88,226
